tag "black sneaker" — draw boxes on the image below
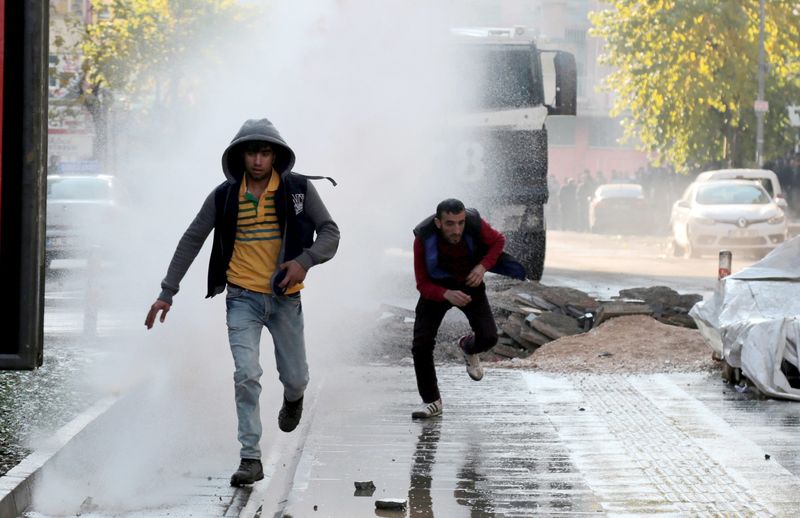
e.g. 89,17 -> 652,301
230,458 -> 264,487
278,396 -> 303,432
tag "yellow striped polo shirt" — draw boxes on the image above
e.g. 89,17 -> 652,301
226,171 -> 303,294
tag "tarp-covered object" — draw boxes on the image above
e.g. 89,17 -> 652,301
690,236 -> 800,400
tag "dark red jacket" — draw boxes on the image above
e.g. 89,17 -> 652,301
413,209 -> 522,302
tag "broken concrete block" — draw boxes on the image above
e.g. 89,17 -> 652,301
375,498 -> 407,510
519,325 -> 552,347
617,286 -> 701,312
538,286 -> 599,311
530,312 -> 583,339
354,480 -> 376,496
492,298 -> 541,317
501,313 -> 524,341
655,313 -> 697,329
593,302 -> 653,328
514,293 -> 558,311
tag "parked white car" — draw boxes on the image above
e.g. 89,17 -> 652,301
671,179 -> 788,258
694,168 -> 787,208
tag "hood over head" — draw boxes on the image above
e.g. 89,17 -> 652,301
221,118 -> 296,182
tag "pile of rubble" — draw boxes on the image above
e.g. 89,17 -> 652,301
490,281 -> 703,360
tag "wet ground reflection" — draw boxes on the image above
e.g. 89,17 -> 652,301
406,418 -> 500,517
454,444 -> 495,517
407,419 -> 440,517
403,416 -> 581,516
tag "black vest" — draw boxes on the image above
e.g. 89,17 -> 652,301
206,173 -> 315,298
412,208 -> 527,281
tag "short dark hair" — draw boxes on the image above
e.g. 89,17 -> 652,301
435,198 -> 465,218
243,140 -> 273,153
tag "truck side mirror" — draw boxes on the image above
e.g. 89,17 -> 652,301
551,51 -> 577,116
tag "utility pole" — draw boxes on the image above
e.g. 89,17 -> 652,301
754,0 -> 767,167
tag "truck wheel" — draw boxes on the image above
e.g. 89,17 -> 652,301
524,231 -> 546,281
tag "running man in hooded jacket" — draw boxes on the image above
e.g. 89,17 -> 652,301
144,118 -> 339,487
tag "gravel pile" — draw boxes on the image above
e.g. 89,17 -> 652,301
498,314 -> 720,374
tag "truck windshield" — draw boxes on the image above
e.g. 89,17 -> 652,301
460,45 -> 542,110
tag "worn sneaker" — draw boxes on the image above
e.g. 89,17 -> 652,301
411,398 -> 443,419
230,458 -> 264,487
458,335 -> 484,381
278,396 -> 304,432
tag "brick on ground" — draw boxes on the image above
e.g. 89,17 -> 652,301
593,301 -> 653,328
530,312 -> 583,339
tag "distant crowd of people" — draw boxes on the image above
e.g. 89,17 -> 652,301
766,152 -> 800,218
546,166 -> 689,233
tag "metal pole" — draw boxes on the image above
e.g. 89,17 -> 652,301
755,0 -> 766,167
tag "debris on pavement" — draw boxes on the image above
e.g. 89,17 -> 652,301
375,498 -> 407,510
354,480 -> 376,496
489,280 -> 703,360
363,278 -> 709,374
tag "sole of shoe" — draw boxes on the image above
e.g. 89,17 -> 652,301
230,471 -> 265,487
467,368 -> 484,382
411,411 -> 442,419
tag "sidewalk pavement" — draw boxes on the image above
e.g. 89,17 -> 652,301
8,362 -> 800,517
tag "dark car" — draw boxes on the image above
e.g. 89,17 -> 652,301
588,183 -> 650,234
45,174 -> 117,270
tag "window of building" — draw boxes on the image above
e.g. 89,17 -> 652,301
70,0 -> 84,16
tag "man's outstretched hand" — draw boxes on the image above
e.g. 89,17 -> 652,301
465,264 -> 487,287
145,300 -> 171,329
444,290 -> 472,307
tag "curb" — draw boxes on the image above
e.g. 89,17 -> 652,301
0,396 -> 118,517
238,379 -> 323,518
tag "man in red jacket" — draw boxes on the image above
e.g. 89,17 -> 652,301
411,198 -> 524,419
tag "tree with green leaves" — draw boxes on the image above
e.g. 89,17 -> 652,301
52,0 -> 249,166
590,0 -> 800,172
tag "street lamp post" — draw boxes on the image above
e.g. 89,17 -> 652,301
755,0 -> 767,167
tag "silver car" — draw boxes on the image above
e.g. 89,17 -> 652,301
671,179 -> 788,258
45,174 -> 117,270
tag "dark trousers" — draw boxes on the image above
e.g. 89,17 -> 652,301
411,288 -> 498,403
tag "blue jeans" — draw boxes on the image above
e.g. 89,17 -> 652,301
225,285 -> 308,459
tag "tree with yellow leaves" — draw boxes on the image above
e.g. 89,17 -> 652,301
591,0 -> 800,172
55,0 -> 249,165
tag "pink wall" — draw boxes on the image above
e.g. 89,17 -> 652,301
549,119 -> 649,181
